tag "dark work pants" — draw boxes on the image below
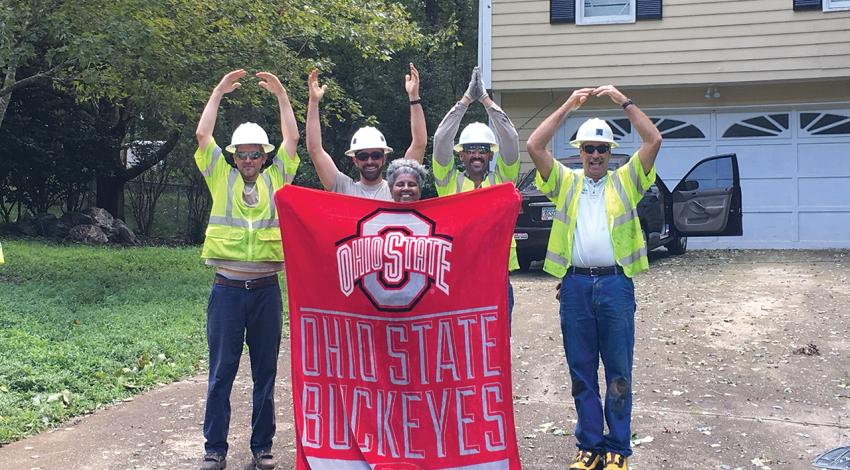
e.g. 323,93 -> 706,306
203,276 -> 282,456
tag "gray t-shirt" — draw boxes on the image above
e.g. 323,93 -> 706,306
331,170 -> 392,200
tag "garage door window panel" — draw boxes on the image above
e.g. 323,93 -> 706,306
722,114 -> 790,138
800,112 -> 850,136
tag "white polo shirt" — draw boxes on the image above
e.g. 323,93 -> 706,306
571,175 -> 616,268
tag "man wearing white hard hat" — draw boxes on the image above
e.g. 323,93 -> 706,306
306,64 -> 426,200
432,66 -> 521,320
194,69 -> 300,470
526,85 -> 661,470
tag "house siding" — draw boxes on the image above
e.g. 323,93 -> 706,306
492,0 -> 850,90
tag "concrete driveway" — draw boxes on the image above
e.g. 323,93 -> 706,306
1,250 -> 848,469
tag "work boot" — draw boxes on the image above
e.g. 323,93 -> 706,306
253,450 -> 277,470
569,449 -> 601,470
603,451 -> 628,470
199,453 -> 226,470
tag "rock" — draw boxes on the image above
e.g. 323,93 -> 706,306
111,219 -> 140,246
85,208 -> 114,231
58,212 -> 95,236
67,224 -> 109,245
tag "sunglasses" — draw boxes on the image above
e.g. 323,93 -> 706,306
462,144 -> 491,153
235,151 -> 265,161
355,151 -> 385,162
581,144 -> 611,154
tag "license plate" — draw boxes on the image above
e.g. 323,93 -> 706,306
541,206 -> 555,221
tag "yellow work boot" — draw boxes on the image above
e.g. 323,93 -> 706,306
569,449 -> 601,469
602,451 -> 628,470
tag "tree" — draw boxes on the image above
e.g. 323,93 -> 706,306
0,79 -> 97,220
0,0 -> 75,128
58,0 -> 422,218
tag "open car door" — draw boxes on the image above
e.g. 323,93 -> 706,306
672,153 -> 743,237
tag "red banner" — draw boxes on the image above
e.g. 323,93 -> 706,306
275,184 -> 522,470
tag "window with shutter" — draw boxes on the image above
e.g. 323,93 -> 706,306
551,0 -> 661,24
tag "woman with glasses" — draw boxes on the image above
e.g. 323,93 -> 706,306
431,66 -> 521,320
306,63 -> 426,200
385,158 -> 428,203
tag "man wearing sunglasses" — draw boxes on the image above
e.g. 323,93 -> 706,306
306,63 -> 426,200
194,69 -> 300,470
526,85 -> 662,470
432,66 -> 521,319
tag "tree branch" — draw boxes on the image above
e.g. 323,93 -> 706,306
0,61 -> 70,98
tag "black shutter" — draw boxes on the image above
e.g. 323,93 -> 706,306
793,0 -> 822,10
551,0 -> 575,23
637,0 -> 662,20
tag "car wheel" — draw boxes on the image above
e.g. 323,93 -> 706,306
666,234 -> 687,255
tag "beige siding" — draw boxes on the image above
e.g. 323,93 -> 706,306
491,0 -> 850,90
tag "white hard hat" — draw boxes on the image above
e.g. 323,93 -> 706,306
345,126 -> 393,156
454,122 -> 499,153
226,122 -> 274,153
570,118 -> 618,148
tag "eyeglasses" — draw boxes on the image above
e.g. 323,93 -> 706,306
462,144 -> 491,153
581,144 -> 611,154
355,151 -> 385,162
235,151 -> 265,161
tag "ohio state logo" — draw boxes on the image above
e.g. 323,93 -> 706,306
335,209 -> 453,311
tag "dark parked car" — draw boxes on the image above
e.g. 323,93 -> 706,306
513,153 -> 743,270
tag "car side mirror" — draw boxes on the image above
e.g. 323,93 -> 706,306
679,180 -> 699,191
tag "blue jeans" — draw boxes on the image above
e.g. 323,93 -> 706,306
203,275 -> 282,456
559,272 -> 635,457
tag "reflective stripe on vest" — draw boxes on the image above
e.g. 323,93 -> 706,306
610,171 -> 646,268
201,147 -> 223,178
455,172 -> 496,192
209,168 -> 279,229
544,174 -> 578,268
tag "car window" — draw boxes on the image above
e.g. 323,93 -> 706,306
680,156 -> 734,191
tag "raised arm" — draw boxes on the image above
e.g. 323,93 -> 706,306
526,88 -> 594,181
195,69 -> 246,150
593,85 -> 662,174
481,96 -> 519,168
432,68 -> 483,167
404,63 -> 426,163
257,71 -> 299,158
306,69 -> 339,190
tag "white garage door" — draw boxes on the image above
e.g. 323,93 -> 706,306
553,107 -> 850,248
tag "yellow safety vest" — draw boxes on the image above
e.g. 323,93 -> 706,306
195,139 -> 299,262
534,152 -> 655,278
433,154 -> 520,271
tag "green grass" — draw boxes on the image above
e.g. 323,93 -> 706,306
0,238 -> 288,443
